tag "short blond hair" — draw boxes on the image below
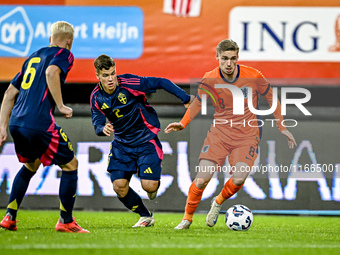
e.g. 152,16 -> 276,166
216,39 -> 239,55
51,21 -> 74,38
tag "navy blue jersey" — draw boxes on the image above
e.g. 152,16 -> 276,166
9,46 -> 74,131
90,74 -> 190,147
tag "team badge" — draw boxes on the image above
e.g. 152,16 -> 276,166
118,92 -> 127,104
240,86 -> 248,99
202,145 -> 210,153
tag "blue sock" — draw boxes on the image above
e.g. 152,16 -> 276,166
7,166 -> 35,220
118,187 -> 151,217
59,170 -> 78,224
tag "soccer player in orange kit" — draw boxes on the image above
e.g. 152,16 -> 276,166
329,14 -> 340,52
165,39 -> 297,229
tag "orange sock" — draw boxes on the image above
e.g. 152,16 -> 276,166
183,181 -> 204,222
215,178 -> 243,205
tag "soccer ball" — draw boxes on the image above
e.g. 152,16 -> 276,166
225,204 -> 253,231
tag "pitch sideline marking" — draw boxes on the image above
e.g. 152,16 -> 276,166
2,243 -> 340,249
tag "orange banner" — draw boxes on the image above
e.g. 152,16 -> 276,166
0,0 -> 339,84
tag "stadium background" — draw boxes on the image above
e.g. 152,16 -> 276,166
0,0 -> 339,215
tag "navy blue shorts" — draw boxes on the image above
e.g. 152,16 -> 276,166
108,137 -> 163,182
9,125 -> 74,167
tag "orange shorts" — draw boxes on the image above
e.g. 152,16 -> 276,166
199,130 -> 259,167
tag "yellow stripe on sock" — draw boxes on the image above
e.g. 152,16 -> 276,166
7,199 -> 18,210
60,201 -> 67,212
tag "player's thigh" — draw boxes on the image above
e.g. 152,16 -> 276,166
49,125 -> 75,168
112,177 -> 131,197
107,141 -> 137,179
25,159 -> 42,172
10,125 -> 75,168
59,156 -> 78,171
9,126 -> 45,164
198,132 -> 230,167
232,162 -> 252,185
229,141 -> 258,168
140,179 -> 159,193
137,138 -> 163,181
109,170 -> 134,184
196,159 -> 217,179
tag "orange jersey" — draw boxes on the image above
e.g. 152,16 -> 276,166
181,65 -> 286,141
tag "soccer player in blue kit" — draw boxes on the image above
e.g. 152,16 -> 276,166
0,21 -> 89,233
90,54 -> 193,227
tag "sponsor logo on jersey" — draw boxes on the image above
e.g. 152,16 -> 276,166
144,167 -> 153,174
118,92 -> 127,104
202,145 -> 210,153
101,103 -> 109,110
240,86 -> 248,99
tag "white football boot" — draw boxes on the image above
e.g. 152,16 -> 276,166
132,214 -> 155,227
174,220 -> 192,229
206,198 -> 222,227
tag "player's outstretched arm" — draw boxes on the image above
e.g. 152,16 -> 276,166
164,122 -> 184,134
0,128 -> 6,146
0,84 -> 19,146
281,130 -> 297,149
184,95 -> 195,108
165,96 -> 199,134
46,65 -> 73,119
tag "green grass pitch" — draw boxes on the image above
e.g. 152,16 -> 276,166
0,209 -> 339,255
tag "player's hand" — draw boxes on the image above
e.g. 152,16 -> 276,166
164,122 -> 184,134
103,123 -> 114,136
0,127 -> 7,146
281,130 -> 297,149
184,95 -> 195,109
58,105 -> 73,119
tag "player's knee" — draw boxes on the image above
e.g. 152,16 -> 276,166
141,180 -> 159,193
113,185 -> 129,197
113,180 -> 129,197
60,156 -> 78,171
71,157 -> 79,168
232,177 -> 245,186
25,159 -> 41,172
114,187 -> 128,197
195,178 -> 209,189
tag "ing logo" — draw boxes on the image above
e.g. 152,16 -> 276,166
0,6 -> 33,56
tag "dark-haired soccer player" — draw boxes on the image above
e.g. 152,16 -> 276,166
0,21 -> 89,233
165,39 -> 297,229
90,54 -> 193,227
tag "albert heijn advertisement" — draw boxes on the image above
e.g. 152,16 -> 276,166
0,5 -> 143,59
